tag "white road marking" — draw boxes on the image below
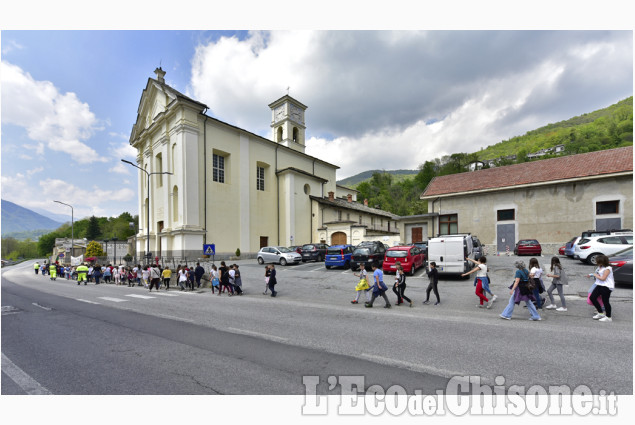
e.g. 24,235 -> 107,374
75,299 -> 100,305
1,352 -> 53,395
359,353 -> 485,383
153,313 -> 195,323
227,327 -> 288,342
125,294 -> 156,300
32,303 -> 52,311
98,297 -> 128,303
310,266 -> 324,272
1,306 -> 21,315
151,292 -> 179,297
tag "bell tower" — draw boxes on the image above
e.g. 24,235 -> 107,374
268,95 -> 307,153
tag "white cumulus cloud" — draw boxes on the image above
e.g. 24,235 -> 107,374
1,61 -> 106,162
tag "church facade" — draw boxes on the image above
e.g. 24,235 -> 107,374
128,68 -> 404,260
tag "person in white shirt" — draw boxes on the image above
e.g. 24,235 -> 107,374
529,258 -> 545,309
462,256 -> 494,308
588,255 -> 615,322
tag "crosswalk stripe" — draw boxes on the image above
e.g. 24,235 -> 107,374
126,294 -> 156,300
98,297 -> 128,303
152,293 -> 179,297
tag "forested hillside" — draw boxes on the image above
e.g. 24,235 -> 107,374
341,97 -> 633,216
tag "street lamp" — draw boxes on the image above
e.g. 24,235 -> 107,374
129,221 -> 137,264
112,236 -> 118,264
53,200 -> 73,263
121,159 -> 172,265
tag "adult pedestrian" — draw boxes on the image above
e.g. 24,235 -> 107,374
76,263 -> 89,285
194,262 -> 205,289
149,264 -> 161,291
545,257 -> 567,311
500,260 -> 541,321
162,266 -> 172,290
462,256 -> 491,308
351,265 -> 370,304
588,255 -> 615,322
49,262 -> 57,280
233,264 -> 243,295
34,262 -> 40,274
268,264 -> 277,297
142,266 -> 150,288
93,264 -> 102,284
103,265 -> 112,283
365,262 -> 390,308
392,263 -> 412,307
529,258 -> 545,310
218,261 -> 233,295
423,261 -> 441,305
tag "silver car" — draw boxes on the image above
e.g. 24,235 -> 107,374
257,246 -> 302,266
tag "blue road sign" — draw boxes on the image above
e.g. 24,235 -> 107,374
203,244 -> 216,255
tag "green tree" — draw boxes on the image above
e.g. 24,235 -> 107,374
85,216 -> 101,240
38,231 -> 64,256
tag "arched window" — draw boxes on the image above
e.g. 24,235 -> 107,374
277,127 -> 283,142
172,186 -> 178,223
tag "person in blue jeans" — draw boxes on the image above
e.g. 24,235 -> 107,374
500,260 -> 541,321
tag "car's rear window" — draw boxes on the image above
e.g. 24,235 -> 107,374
386,250 -> 408,258
353,248 -> 370,256
327,248 -> 342,255
303,245 -> 315,250
578,239 -> 590,245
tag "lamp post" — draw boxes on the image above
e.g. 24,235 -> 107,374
112,236 -> 118,265
129,222 -> 137,264
121,159 -> 172,265
53,200 -> 73,263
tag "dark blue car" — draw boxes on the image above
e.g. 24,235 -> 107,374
325,245 -> 354,269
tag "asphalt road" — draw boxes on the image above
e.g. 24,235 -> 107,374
1,255 -> 632,396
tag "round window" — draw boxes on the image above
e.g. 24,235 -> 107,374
304,184 -> 310,195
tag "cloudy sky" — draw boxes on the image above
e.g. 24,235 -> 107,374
1,5 -> 633,222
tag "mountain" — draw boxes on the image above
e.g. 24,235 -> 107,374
29,207 -> 76,223
337,169 -> 418,187
1,199 -> 64,237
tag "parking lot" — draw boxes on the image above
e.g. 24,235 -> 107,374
221,253 -> 632,320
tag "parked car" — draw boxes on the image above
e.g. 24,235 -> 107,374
581,229 -> 632,238
514,239 -> 542,256
564,236 -> 581,257
325,245 -> 354,269
383,245 -> 425,275
574,234 -> 633,265
288,245 -> 303,254
472,237 -> 484,260
257,246 -> 302,266
350,241 -> 386,271
301,243 -> 330,262
558,246 -> 566,255
609,246 -> 633,286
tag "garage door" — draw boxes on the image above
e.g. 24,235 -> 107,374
331,232 -> 347,245
411,227 -> 423,243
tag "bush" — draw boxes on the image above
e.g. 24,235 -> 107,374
235,248 -> 241,257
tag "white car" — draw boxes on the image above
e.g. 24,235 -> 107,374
257,246 -> 302,266
574,234 -> 633,265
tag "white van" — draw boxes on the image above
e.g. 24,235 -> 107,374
427,234 -> 474,275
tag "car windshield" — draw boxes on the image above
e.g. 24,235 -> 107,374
277,247 -> 292,253
387,250 -> 408,258
327,248 -> 342,255
612,247 -> 633,257
353,248 -> 370,256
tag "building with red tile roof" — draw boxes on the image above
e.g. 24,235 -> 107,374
420,146 -> 633,254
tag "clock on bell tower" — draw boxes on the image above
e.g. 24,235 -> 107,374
268,95 -> 307,153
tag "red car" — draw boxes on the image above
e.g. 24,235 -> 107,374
558,246 -> 566,255
513,239 -> 542,256
383,245 -> 425,275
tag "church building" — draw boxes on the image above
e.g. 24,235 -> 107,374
128,68 -> 401,260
